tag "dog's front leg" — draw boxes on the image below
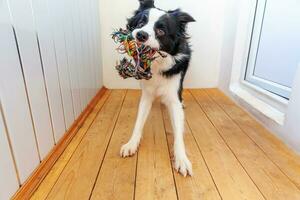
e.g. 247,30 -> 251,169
167,100 -> 193,176
120,91 -> 153,157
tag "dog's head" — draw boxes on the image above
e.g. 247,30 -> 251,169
127,0 -> 195,55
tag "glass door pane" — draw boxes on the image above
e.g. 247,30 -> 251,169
245,0 -> 300,99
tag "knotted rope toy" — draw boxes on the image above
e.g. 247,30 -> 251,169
112,28 -> 164,80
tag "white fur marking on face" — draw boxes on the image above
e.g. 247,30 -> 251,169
132,9 -> 165,49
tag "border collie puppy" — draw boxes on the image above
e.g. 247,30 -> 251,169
120,0 -> 195,176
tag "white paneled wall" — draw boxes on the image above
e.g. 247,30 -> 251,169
9,0 -> 54,160
0,104 -> 19,200
0,0 -> 102,198
31,0 -> 67,142
0,0 -> 40,183
48,0 -> 75,128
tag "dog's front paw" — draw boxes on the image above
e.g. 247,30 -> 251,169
174,155 -> 193,177
120,141 -> 139,157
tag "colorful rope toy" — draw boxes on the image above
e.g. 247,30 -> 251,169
112,28 -> 162,80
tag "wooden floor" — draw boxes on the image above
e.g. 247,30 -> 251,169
30,89 -> 300,200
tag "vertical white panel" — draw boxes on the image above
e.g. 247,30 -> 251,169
70,0 -> 88,110
68,0 -> 85,112
78,0 -> 95,100
0,103 -> 19,200
94,0 -> 102,88
7,0 -> 54,159
30,0 -> 66,141
87,0 -> 100,90
94,0 -> 104,88
62,0 -> 82,117
83,0 -> 97,96
73,0 -> 85,105
91,0 -> 103,88
47,0 -> 75,129
84,0 -> 98,93
0,0 -> 40,183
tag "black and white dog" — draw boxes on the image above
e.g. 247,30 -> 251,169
120,0 -> 195,177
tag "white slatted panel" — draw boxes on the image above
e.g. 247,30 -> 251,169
69,0 -> 85,112
62,0 -> 82,117
70,0 -> 88,109
96,0 -> 103,88
78,0 -> 95,100
0,0 -> 40,183
87,0 -> 100,90
91,0 -> 103,89
0,104 -> 19,200
47,0 -> 75,129
85,0 -> 97,96
7,0 -> 54,159
30,0 -> 66,142
84,0 -> 98,94
0,0 -> 103,198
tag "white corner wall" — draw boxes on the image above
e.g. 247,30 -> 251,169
99,0 -> 226,89
217,0 -> 240,93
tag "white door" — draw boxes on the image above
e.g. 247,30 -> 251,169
245,0 -> 300,99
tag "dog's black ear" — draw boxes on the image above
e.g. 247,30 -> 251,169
177,12 -> 195,24
138,0 -> 155,10
169,9 -> 195,33
127,0 -> 154,31
169,9 -> 195,23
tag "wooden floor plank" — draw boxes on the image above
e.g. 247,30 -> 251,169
30,90 -> 111,200
162,105 -> 221,200
44,90 -> 126,200
90,90 -> 140,200
183,91 -> 264,200
191,89 -> 300,200
135,101 -> 177,200
206,88 -> 300,189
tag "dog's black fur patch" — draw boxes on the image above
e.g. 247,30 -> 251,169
127,1 -> 195,101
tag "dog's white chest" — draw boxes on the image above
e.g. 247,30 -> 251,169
140,54 -> 180,98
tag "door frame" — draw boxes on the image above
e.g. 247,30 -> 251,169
244,0 -> 291,99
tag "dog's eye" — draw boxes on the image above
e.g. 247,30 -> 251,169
137,22 -> 145,28
156,29 -> 165,37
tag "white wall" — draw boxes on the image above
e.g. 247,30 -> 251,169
217,0 -> 240,92
99,0 -> 225,89
0,0 -> 102,199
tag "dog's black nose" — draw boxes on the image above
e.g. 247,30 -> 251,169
136,31 -> 149,42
